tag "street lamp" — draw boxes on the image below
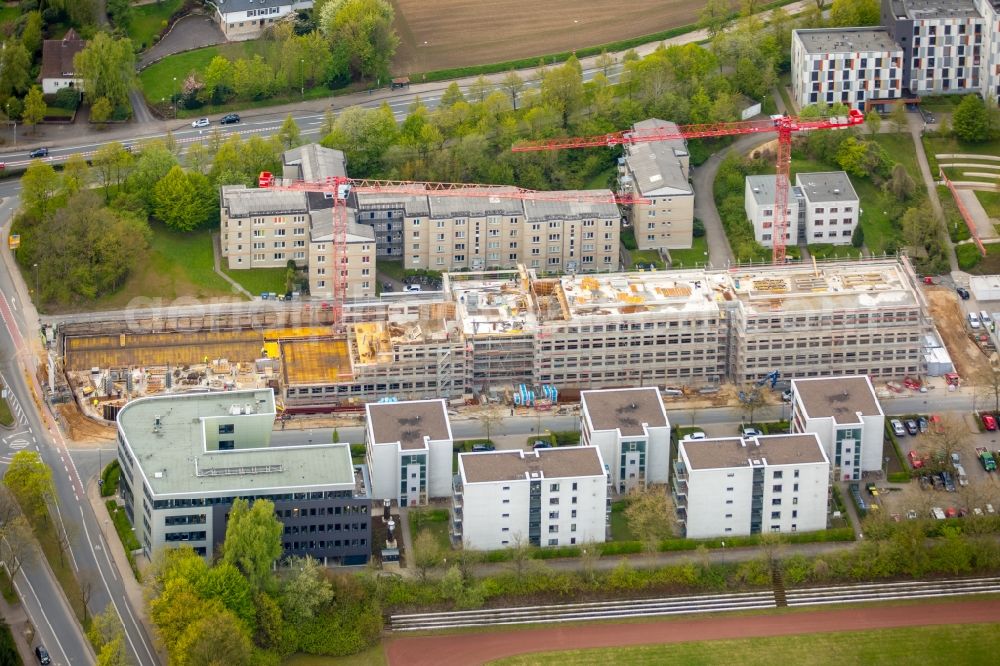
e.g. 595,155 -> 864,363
32,263 -> 38,298
300,58 -> 305,98
173,77 -> 178,118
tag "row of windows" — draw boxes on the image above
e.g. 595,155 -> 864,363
283,523 -> 366,535
152,491 -> 355,510
285,539 -> 366,549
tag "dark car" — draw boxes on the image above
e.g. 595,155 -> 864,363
221,113 -> 241,125
957,287 -> 971,300
917,416 -> 929,433
35,646 -> 51,665
532,440 -> 552,449
29,147 -> 49,158
471,443 -> 495,452
905,419 -> 919,436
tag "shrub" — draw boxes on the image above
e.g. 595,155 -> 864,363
956,243 -> 982,270
53,87 -> 81,110
100,460 -> 121,497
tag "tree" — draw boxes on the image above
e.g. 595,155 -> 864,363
20,160 -> 61,219
953,94 -> 990,143
738,385 -> 766,424
925,415 -> 970,472
183,142 -> 211,175
479,404 -> 503,442
469,75 -> 491,104
321,108 -> 336,137
699,0 -> 734,40
595,50 -> 615,77
200,55 -> 234,104
0,40 -> 32,98
88,604 -> 125,656
175,609 -> 253,666
319,0 -> 400,80
277,113 -> 301,149
0,515 -> 35,587
152,166 -> 216,231
2,451 -> 56,525
232,54 -> 275,100
280,555 -> 334,623
92,142 -> 134,202
75,32 -> 135,113
129,142 -> 179,209
221,498 -> 283,591
21,12 -> 43,56
61,153 -> 91,196
829,0 -> 880,26
623,485 -> 672,552
107,0 -> 133,31
901,206 -> 940,256
864,109 -> 881,135
885,162 -> 916,201
89,97 -> 113,128
541,56 -> 584,127
412,529 -> 442,581
889,102 -> 908,133
320,104 -> 398,177
439,82 -> 465,108
22,86 -> 46,132
977,369 -> 1000,414
96,636 -> 126,666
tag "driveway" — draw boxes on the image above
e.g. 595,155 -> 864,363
138,13 -> 226,70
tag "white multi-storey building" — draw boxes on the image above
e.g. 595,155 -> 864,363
580,387 -> 671,493
790,375 -> 885,481
115,389 -> 371,564
791,28 -> 904,110
745,172 -> 860,247
673,433 -> 830,539
452,447 -> 609,550
364,399 -> 454,506
745,175 -> 801,248
619,119 -> 695,251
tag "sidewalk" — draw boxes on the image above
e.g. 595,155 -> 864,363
0,591 -> 35,665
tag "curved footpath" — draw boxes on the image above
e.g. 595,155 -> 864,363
385,597 -> 1000,665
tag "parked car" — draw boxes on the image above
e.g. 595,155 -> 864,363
956,286 -> 971,300
471,443 -> 495,452
931,507 -> 946,520
742,426 -> 763,437
904,419 -> 919,435
981,310 -> 992,325
220,113 -> 240,125
191,117 -> 210,128
945,506 -> 958,518
532,440 -> 552,449
28,147 -> 49,158
951,452 -> 961,466
941,471 -> 956,492
917,416 -> 929,433
891,419 -> 906,437
34,646 -> 51,665
982,413 -> 998,431
930,414 -> 944,433
969,312 -> 982,329
908,450 -> 925,469
682,431 -> 707,441
404,284 -> 422,292
781,389 -> 793,402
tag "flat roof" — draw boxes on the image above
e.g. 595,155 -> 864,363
581,387 -> 668,436
795,171 -> 858,204
886,0 -> 981,20
117,389 -> 356,496
460,447 -> 605,483
366,399 -> 451,449
794,28 -> 903,55
792,376 -> 883,423
682,433 -> 828,470
522,191 -> 620,221
221,185 -> 308,216
747,175 -> 804,207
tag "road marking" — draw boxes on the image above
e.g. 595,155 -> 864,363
52,500 -> 80,573
2,554 -> 72,665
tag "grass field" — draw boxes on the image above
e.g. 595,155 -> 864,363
391,0 -> 707,75
0,395 -> 13,427
976,190 -> 1000,218
940,186 -> 972,242
923,136 -> 1000,176
221,265 -> 288,296
490,623 -> 1000,665
0,7 -> 18,24
609,501 -> 635,541
130,0 -> 184,50
668,235 -> 709,268
408,507 -> 452,552
807,243 -> 862,260
139,46 -> 221,102
630,248 -> 666,269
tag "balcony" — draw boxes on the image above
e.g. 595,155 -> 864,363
674,461 -> 687,479
674,493 -> 687,509
671,475 -> 687,499
675,505 -> 687,523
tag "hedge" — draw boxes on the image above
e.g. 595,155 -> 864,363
100,460 -> 121,497
884,421 -> 912,478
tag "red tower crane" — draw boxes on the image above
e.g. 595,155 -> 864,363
258,172 -> 647,324
511,109 -> 866,264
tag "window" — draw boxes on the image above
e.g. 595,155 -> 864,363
771,511 -> 781,519
549,497 -> 559,505
725,513 -> 733,518
773,471 -> 783,479
218,424 -> 234,435
772,484 -> 782,493
548,525 -> 559,533
548,538 -> 558,546
793,483 -> 799,492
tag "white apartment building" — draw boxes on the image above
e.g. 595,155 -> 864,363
673,433 -> 830,539
364,399 -> 454,506
208,0 -> 313,41
115,389 -> 372,564
619,119 -> 695,251
453,447 -> 609,550
745,172 -> 859,247
791,28 -> 904,110
790,375 -> 885,481
580,387 -> 671,493
882,0 -> 988,98
394,189 -> 620,274
745,175 -> 801,248
219,184 -> 375,299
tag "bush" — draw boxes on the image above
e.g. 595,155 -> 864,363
888,471 -> 912,483
52,87 -> 81,110
621,226 -> 638,250
349,444 -> 365,458
883,421 -> 909,475
551,431 -> 581,446
956,243 -> 982,270
100,460 -> 121,497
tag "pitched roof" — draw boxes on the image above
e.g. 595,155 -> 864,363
39,29 -> 85,82
623,119 -> 692,197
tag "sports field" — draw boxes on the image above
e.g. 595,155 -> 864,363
390,0 -> 706,74
489,623 -> 1000,665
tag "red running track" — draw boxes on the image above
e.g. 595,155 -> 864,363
385,597 -> 1000,665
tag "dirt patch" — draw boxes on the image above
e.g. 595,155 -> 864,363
57,403 -> 115,444
390,0 -> 706,74
925,287 -> 990,384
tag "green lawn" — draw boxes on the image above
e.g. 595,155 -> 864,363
975,190 -> 1000,218
106,499 -> 142,579
668,235 -> 708,268
490,622 -> 1000,665
0,568 -> 17,603
377,259 -> 405,281
630,249 -> 666,269
583,164 -> 616,190
221,265 -> 288,296
968,241 -> 1000,275
44,106 -> 74,119
923,135 -> 1000,176
0,395 -> 13,427
806,243 -> 862,260
609,501 -> 635,542
0,7 -> 18,24
940,186 -> 971,242
130,0 -> 184,50
58,224 -> 238,314
918,94 -> 965,114
777,72 -> 794,113
139,46 -> 221,103
408,508 -> 453,552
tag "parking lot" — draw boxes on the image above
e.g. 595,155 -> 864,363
877,413 -> 1000,519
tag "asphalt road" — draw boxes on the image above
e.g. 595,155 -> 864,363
0,195 -> 159,666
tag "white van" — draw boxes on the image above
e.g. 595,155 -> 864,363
969,312 -> 981,329
980,310 -> 992,325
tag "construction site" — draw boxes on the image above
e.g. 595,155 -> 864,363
49,257 -> 949,427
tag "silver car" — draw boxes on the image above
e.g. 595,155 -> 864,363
191,117 -> 210,128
